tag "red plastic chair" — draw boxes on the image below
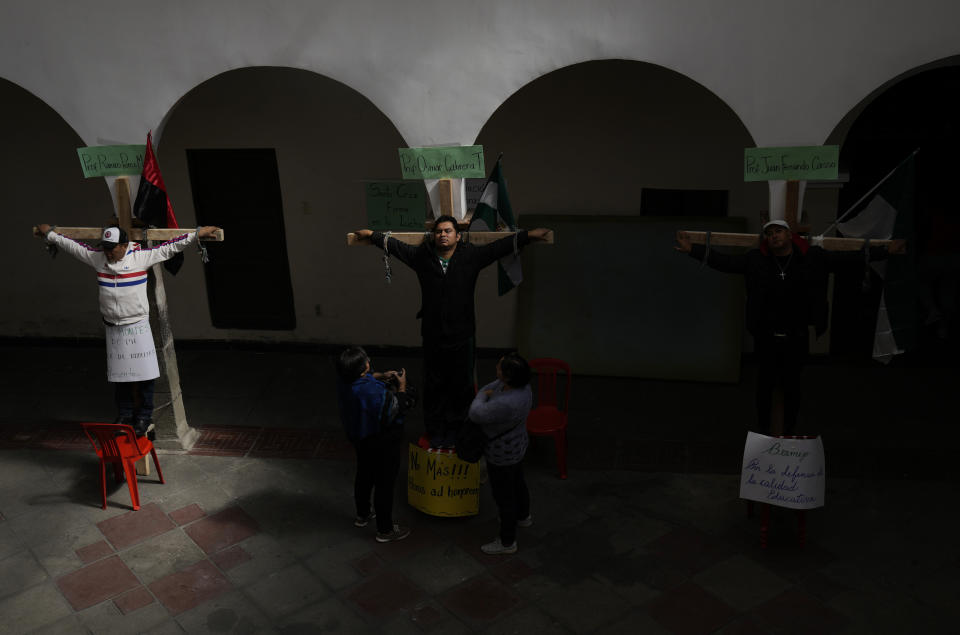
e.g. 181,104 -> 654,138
526,358 -> 570,479
82,423 -> 164,510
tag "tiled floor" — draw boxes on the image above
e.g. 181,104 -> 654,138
1,343 -> 958,632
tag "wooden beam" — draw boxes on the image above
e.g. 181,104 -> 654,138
438,179 -> 454,217
682,231 -> 892,251
116,177 -> 132,231
785,180 -> 799,231
33,227 -> 225,242
818,236 -> 893,251
347,231 -> 554,246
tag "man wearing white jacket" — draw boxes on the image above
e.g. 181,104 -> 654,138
35,223 -> 220,435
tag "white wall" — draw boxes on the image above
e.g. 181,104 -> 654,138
2,1 -> 959,347
3,1 -> 959,148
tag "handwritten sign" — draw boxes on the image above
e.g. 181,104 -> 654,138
739,432 -> 825,509
77,145 -> 146,178
365,181 -> 426,230
465,177 -> 487,213
398,145 -> 485,180
744,146 -> 839,182
105,318 -> 160,382
407,443 -> 479,517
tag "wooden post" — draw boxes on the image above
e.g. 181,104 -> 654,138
437,179 -> 455,217
116,177 -> 132,231
784,180 -> 800,231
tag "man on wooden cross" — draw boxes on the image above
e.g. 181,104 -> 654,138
354,215 -> 551,448
34,223 -> 221,436
675,220 -> 906,435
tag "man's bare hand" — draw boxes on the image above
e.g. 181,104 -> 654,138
354,229 -> 373,242
528,228 -> 552,242
675,230 -> 692,253
35,223 -> 52,238
888,239 -> 907,255
197,226 -> 221,239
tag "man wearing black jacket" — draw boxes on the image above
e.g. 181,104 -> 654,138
355,216 -> 550,447
675,220 -> 905,434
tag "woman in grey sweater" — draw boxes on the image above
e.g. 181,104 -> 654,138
468,352 -> 534,555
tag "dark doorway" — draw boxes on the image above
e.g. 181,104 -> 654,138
186,148 -> 296,330
640,188 -> 728,217
832,65 -> 960,357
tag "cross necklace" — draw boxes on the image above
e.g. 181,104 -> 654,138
774,253 -> 793,280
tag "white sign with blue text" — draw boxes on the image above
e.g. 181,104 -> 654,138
739,432 -> 825,510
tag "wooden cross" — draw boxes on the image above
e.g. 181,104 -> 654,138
346,178 -> 555,246
680,181 -> 892,251
32,176 -> 224,462
678,179 -> 893,434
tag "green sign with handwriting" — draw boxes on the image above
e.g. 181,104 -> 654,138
365,181 -> 427,230
744,145 -> 839,181
77,145 -> 146,178
398,145 -> 485,180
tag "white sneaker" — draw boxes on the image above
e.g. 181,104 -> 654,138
517,515 -> 533,528
481,538 -> 517,555
354,512 -> 376,528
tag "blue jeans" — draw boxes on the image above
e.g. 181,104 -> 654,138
114,380 -> 155,421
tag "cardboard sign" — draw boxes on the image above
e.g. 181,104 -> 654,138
744,146 -> 839,182
77,145 -> 146,178
105,318 -> 160,382
398,145 -> 485,180
739,432 -> 825,509
407,444 -> 479,517
365,181 -> 427,230
465,177 -> 487,213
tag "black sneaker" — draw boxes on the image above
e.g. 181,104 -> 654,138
133,419 -> 152,437
375,524 -> 411,543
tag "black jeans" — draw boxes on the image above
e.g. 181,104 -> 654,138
754,333 -> 808,435
114,379 -> 155,421
422,337 -> 475,446
353,425 -> 404,533
487,461 -> 530,547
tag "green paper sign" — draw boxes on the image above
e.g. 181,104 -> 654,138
744,145 -> 839,181
398,145 -> 485,180
365,181 -> 427,230
77,145 -> 146,178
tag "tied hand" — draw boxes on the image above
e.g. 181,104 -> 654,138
197,226 -> 221,239
354,229 -> 373,242
674,231 -> 692,253
888,239 -> 907,255
528,228 -> 551,242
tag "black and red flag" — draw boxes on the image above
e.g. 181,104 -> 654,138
133,131 -> 184,274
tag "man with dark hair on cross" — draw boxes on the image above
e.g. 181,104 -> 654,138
354,216 -> 550,448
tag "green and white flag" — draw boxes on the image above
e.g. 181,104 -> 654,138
469,158 -> 522,296
837,151 -> 917,364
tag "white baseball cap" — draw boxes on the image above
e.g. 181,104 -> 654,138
101,227 -> 128,245
762,220 -> 790,232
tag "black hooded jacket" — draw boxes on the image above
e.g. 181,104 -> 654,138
689,237 -> 887,338
372,230 -> 530,342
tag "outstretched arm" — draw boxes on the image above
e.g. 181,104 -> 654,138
138,226 -> 221,266
675,230 -> 747,273
36,223 -> 100,267
821,239 -> 907,272
473,228 -> 553,268
354,228 -> 419,267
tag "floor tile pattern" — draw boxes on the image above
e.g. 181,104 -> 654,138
56,556 -> 141,610
97,503 -> 176,549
